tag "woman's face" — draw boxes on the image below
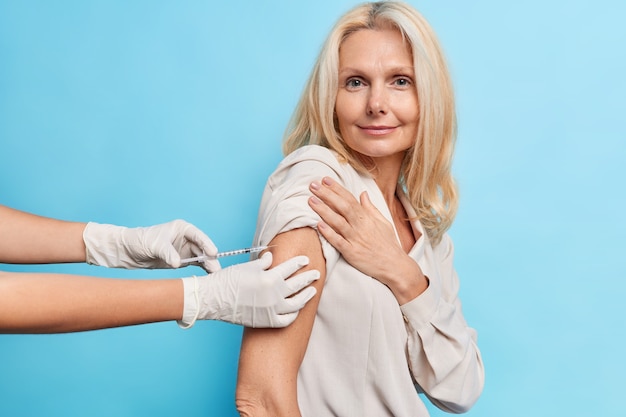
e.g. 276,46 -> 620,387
335,28 -> 418,165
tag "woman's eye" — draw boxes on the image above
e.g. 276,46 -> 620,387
346,78 -> 363,88
394,77 -> 411,87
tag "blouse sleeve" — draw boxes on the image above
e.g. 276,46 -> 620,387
400,234 -> 485,413
253,146 -> 349,267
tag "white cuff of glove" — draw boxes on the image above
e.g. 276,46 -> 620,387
177,276 -> 200,329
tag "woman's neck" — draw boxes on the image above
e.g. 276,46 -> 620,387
370,155 -> 404,207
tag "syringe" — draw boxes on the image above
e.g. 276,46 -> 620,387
180,245 -> 269,264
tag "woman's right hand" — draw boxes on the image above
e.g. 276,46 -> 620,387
308,177 -> 427,304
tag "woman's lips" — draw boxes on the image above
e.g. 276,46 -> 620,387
358,125 -> 397,136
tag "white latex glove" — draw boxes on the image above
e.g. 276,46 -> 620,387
83,220 -> 220,272
178,252 -> 319,328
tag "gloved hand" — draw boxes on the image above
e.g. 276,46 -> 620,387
178,252 -> 320,328
83,220 -> 220,272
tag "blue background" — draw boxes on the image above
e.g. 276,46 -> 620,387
1,1 -> 624,416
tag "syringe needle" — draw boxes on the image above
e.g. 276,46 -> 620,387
180,245 -> 269,264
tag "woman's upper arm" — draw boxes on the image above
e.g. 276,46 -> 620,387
236,226 -> 326,417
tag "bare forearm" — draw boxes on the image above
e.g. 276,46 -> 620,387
0,205 -> 87,264
236,228 -> 325,416
0,271 -> 183,333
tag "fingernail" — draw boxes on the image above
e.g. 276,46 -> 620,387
309,196 -> 321,205
322,177 -> 334,186
310,181 -> 321,190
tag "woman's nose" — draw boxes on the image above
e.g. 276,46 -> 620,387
366,85 -> 388,115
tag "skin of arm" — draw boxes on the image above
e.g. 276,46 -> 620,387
0,204 -> 184,333
236,227 -> 326,417
0,272 -> 183,333
0,204 -> 87,264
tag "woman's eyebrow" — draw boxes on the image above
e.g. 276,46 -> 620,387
339,65 -> 414,74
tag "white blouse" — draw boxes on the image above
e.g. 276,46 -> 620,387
254,145 -> 484,417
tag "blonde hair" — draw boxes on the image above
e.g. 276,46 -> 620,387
283,1 -> 458,244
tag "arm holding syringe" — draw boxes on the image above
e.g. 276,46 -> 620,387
0,205 -> 319,333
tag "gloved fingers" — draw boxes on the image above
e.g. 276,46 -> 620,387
158,246 -> 182,269
181,222 -> 218,257
267,254 -> 310,279
275,286 -> 318,315
281,269 -> 320,297
267,312 -> 299,328
159,220 -> 220,271
201,258 -> 222,273
131,221 -> 185,269
256,251 -> 274,270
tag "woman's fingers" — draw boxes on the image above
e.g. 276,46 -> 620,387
308,195 -> 347,232
309,178 -> 356,233
312,178 -> 357,213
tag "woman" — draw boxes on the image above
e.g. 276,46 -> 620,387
236,1 -> 484,416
